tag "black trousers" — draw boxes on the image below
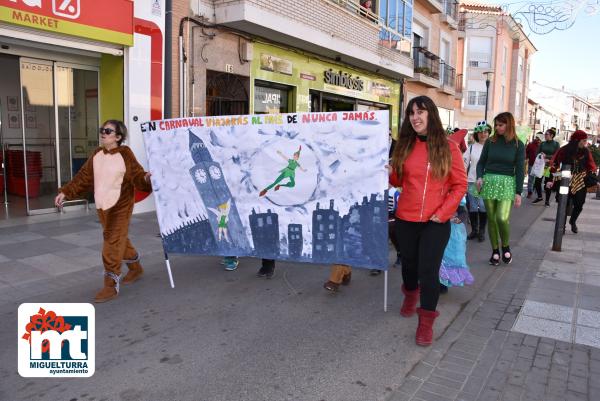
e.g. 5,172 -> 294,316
395,219 -> 451,311
568,187 -> 587,225
388,215 -> 400,252
534,176 -> 553,202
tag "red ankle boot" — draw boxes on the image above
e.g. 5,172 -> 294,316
416,308 -> 440,346
400,285 -> 420,317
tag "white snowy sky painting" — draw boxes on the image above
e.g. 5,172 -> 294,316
142,111 -> 389,253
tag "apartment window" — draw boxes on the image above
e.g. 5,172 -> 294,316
467,91 -> 487,106
502,46 -> 507,75
468,37 -> 492,68
500,85 -> 505,104
379,0 -> 414,41
478,92 -> 487,106
517,56 -> 524,81
468,91 -> 477,105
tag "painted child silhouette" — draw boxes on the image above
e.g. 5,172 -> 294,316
259,146 -> 306,197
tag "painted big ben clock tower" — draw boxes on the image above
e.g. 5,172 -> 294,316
188,131 -> 250,251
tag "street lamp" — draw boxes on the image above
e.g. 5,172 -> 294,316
483,71 -> 494,122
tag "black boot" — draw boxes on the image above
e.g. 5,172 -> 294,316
467,212 -> 479,240
478,212 -> 487,242
569,217 -> 578,234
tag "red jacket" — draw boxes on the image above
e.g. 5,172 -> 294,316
525,141 -> 540,166
550,146 -> 597,173
390,139 -> 467,223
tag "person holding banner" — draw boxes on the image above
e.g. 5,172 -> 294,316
476,112 -> 525,266
54,120 -> 152,303
389,96 -> 467,347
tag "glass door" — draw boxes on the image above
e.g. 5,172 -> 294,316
19,58 -> 57,214
55,63 -> 99,195
18,58 -> 99,215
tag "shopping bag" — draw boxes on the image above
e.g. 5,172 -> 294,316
531,154 -> 545,178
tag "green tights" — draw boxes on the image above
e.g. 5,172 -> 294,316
483,199 -> 513,250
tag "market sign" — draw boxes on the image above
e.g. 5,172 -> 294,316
0,0 -> 134,46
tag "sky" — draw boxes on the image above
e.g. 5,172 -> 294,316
475,1 -> 600,96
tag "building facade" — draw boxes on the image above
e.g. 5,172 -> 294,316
454,2 -> 536,131
0,0 -> 165,218
178,0 -> 417,138
529,82 -> 600,144
405,0 -> 461,128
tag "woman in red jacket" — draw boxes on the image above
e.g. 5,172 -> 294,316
390,96 -> 467,346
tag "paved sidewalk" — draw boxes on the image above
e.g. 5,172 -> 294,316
390,193 -> 600,401
0,197 -> 545,401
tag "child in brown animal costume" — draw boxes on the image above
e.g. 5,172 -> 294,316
55,120 -> 152,303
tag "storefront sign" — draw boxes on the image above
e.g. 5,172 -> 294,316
369,82 -> 392,98
300,72 -> 315,81
324,69 -> 364,91
260,53 -> 292,76
0,0 -> 134,46
254,85 -> 287,114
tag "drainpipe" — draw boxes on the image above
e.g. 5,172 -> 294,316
179,34 -> 185,117
164,0 -> 172,118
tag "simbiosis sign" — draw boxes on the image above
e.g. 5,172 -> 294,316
324,69 -> 364,91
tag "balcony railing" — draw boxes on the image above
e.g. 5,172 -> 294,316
329,0 -> 379,24
414,47 -> 440,79
328,0 -> 411,53
458,12 -> 466,31
455,73 -> 463,94
441,62 -> 455,87
444,0 -> 457,20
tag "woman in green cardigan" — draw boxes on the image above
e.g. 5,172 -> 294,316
476,112 -> 525,266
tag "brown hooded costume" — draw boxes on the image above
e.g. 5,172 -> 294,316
60,145 -> 152,302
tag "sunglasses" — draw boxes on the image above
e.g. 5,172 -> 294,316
99,127 -> 117,135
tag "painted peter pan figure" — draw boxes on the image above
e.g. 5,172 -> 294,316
259,146 -> 306,197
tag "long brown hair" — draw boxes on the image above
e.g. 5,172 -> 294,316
490,112 -> 517,145
392,96 -> 452,179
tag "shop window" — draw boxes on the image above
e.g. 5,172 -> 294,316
206,70 -> 249,116
254,80 -> 292,114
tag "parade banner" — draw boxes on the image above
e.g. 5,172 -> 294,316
141,111 -> 389,269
